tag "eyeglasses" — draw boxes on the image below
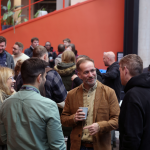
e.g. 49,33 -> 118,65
8,76 -> 15,81
83,68 -> 96,75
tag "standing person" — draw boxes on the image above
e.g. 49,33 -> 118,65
54,50 -> 76,91
24,37 -> 39,57
66,43 -> 78,57
143,64 -> 150,73
61,58 -> 120,150
45,41 -> 57,68
55,44 -> 65,66
12,42 -> 29,66
119,54 -> 150,150
63,38 -> 71,47
0,67 -> 16,150
0,58 -> 66,150
102,51 -> 122,148
0,36 -> 14,69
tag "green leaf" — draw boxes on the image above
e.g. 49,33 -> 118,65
24,18 -> 28,22
18,10 -> 22,18
10,5 -> 16,11
3,13 -> 8,20
34,10 -> 40,18
42,8 -> 46,11
7,11 -> 14,17
15,5 -> 24,9
2,6 -> 7,11
7,0 -> 11,11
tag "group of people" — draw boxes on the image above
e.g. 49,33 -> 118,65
0,35 -> 149,150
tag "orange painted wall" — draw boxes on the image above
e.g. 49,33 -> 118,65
0,0 -> 124,69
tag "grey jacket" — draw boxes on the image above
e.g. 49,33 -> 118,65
5,51 -> 14,69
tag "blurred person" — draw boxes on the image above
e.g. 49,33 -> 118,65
102,51 -> 122,148
55,44 -> 65,66
45,41 -> 57,68
66,43 -> 78,57
143,64 -> 150,73
0,58 -> 66,150
61,58 -> 120,150
12,42 -> 29,66
0,36 -> 14,69
119,54 -> 150,150
0,67 -> 16,149
14,59 -> 24,91
54,50 -> 76,91
24,37 -> 39,57
63,38 -> 71,47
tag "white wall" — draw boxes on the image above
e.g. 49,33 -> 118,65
138,0 -> 150,68
71,0 -> 87,5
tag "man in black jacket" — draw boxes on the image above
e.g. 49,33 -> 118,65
0,36 -> 14,69
119,54 -> 150,150
102,51 -> 122,102
24,37 -> 39,57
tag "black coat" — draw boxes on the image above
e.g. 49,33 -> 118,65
102,62 -> 122,102
119,73 -> 150,150
24,46 -> 33,57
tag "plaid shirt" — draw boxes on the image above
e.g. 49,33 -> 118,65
45,70 -> 67,103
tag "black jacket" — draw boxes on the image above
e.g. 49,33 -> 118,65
119,73 -> 150,150
102,62 -> 121,101
24,46 -> 33,57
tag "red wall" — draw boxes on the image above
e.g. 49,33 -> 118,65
0,0 -> 124,69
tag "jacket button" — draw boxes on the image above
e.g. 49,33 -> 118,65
78,134 -> 80,137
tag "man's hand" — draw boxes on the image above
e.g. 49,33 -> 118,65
71,74 -> 78,81
74,109 -> 85,122
83,123 -> 100,135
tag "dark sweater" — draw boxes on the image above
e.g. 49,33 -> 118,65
119,73 -> 150,150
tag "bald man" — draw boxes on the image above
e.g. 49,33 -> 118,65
102,51 -> 122,148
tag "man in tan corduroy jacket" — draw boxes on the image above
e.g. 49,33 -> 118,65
61,58 -> 120,150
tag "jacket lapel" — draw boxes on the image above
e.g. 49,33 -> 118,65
93,81 -> 104,121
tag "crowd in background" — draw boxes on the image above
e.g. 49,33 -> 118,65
0,35 -> 149,150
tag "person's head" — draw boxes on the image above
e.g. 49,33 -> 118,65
12,42 -> 24,56
31,37 -> 39,49
15,59 -> 24,77
62,50 -> 76,63
45,41 -> 51,51
0,36 -> 6,54
58,44 -> 65,53
0,67 -> 15,97
66,43 -> 77,56
21,58 -> 48,92
77,55 -> 90,63
63,38 -> 71,47
33,45 -> 48,62
77,58 -> 97,90
103,51 -> 115,66
119,54 -> 143,86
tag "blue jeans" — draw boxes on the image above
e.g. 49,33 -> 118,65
80,145 -> 94,150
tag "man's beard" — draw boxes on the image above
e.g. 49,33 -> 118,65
86,75 -> 97,86
39,81 -> 46,97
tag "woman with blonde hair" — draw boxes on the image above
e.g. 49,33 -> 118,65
54,50 -> 76,91
0,67 -> 16,149
0,67 -> 16,106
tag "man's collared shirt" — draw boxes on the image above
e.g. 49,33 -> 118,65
0,85 -> 66,150
81,82 -> 97,142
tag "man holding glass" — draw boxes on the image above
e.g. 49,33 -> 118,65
61,58 -> 120,150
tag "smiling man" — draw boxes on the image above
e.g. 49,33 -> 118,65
0,36 -> 14,69
61,58 -> 120,150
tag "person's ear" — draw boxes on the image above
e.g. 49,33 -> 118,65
37,74 -> 42,83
